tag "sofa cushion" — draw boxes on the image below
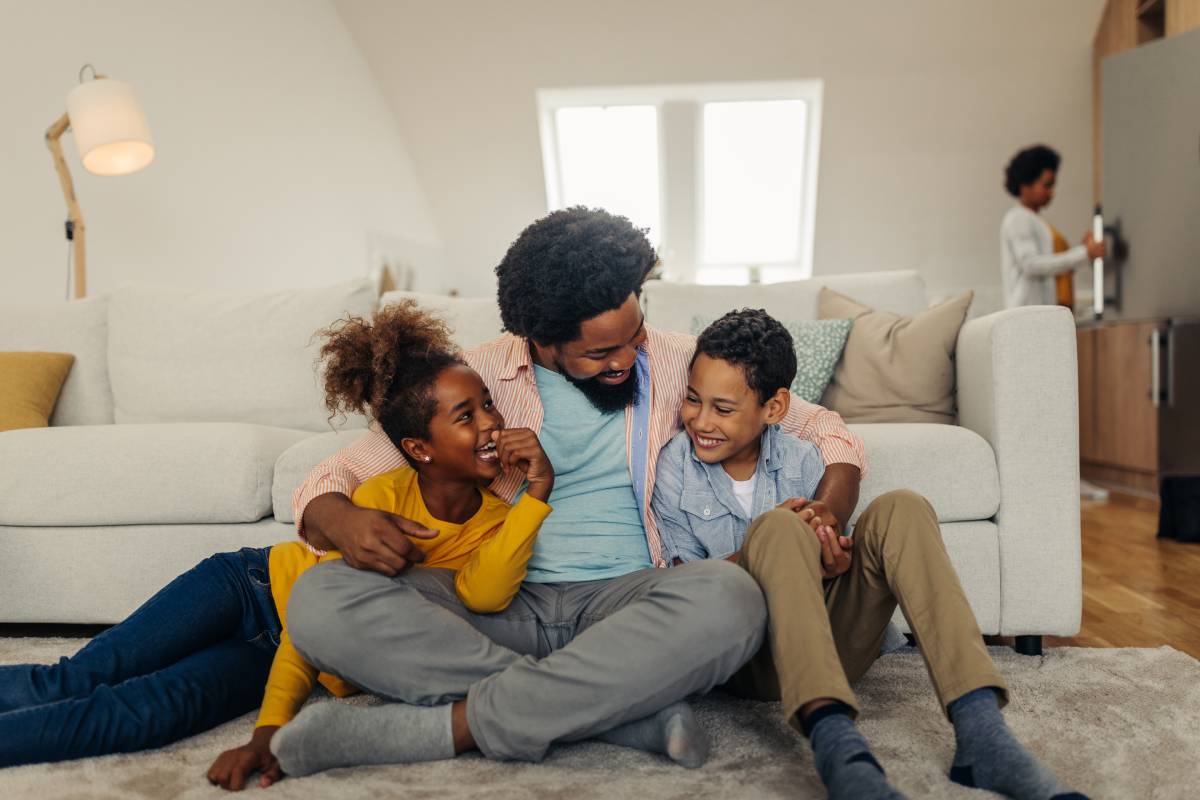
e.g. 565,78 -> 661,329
0,423 -> 313,526
272,429 -> 372,524
850,423 -> 999,526
642,270 -> 928,335
379,290 -> 504,350
0,352 -> 75,432
820,288 -> 973,424
107,279 -> 376,432
0,297 -> 113,426
0,520 -> 294,624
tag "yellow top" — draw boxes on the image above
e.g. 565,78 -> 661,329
255,468 -> 551,728
1046,221 -> 1070,254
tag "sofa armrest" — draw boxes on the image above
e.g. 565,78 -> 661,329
956,306 -> 1081,636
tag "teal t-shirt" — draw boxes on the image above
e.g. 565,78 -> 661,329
521,365 -> 652,582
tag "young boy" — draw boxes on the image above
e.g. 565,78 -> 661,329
651,309 -> 1087,800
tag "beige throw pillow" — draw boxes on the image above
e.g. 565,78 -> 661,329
818,287 -> 973,424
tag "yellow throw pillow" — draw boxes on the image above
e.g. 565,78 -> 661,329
818,288 -> 973,424
0,352 -> 76,432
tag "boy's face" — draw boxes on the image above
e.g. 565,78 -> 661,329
682,354 -> 788,470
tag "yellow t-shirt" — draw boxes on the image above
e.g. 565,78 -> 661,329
255,468 -> 551,728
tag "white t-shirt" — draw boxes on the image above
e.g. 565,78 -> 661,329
730,474 -> 757,517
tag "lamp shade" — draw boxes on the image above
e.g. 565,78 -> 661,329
65,78 -> 154,176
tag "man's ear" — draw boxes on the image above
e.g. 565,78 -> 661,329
763,387 -> 790,425
402,438 -> 431,464
529,339 -> 557,368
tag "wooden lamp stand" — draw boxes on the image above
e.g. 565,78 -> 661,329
45,112 -> 88,299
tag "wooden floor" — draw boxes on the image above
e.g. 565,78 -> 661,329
1039,492 -> 1200,659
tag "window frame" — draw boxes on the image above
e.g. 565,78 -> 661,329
536,80 -> 824,284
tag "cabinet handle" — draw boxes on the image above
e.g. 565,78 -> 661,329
1150,330 -> 1161,408
1166,326 -> 1175,408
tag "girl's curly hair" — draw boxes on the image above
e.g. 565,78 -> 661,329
317,300 -> 463,465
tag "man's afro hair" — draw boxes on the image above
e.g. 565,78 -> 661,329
495,206 -> 657,346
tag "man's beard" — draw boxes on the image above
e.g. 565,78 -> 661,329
558,361 -> 640,414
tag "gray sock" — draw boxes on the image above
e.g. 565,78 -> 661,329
596,701 -> 710,768
810,709 -> 906,800
949,688 -> 1087,800
270,700 -> 455,777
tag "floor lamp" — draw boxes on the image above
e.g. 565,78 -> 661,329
45,64 -> 154,299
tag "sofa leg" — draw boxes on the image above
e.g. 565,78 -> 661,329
1013,635 -> 1043,656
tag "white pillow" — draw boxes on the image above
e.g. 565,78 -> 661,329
379,290 -> 504,350
108,279 -> 377,431
0,296 -> 113,426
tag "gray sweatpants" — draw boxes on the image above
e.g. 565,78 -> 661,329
286,558 -> 766,762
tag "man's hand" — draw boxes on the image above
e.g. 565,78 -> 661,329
207,726 -> 282,791
303,493 -> 438,576
777,497 -> 853,578
492,428 -> 555,503
1084,230 -> 1106,260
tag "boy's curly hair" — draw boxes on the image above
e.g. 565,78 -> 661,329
495,206 -> 657,346
694,309 -> 796,404
318,300 -> 463,465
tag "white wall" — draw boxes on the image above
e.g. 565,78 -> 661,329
0,0 -> 439,302
334,0 -> 1105,298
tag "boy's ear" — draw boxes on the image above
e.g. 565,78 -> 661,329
402,438 -> 430,464
763,387 -> 790,425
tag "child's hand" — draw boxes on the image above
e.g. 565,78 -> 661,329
207,726 -> 282,791
778,497 -> 853,578
778,497 -> 846,537
492,428 -> 555,503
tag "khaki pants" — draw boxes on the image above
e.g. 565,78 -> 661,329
727,489 -> 1007,732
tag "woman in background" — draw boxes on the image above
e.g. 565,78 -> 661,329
1000,144 -> 1105,309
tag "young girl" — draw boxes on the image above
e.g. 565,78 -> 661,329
206,300 -> 556,789
0,301 -> 554,779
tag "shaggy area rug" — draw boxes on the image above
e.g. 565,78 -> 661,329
1,638 -> 1197,799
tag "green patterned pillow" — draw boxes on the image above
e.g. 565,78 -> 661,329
690,315 -> 853,404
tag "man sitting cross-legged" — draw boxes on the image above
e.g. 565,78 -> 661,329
650,309 -> 1089,800
272,207 -> 868,773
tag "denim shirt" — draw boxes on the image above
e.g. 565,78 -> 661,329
651,424 -> 826,563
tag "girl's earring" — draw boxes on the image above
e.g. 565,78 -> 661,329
423,457 -> 432,463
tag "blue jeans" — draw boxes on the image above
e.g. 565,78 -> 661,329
0,547 -> 281,767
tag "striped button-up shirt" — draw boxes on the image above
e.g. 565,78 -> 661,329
292,326 -> 867,568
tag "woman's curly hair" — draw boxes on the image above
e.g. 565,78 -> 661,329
317,300 -> 463,465
495,206 -> 657,346
694,309 -> 796,404
1004,144 -> 1060,197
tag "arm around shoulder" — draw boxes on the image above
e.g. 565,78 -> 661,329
779,394 -> 867,476
292,429 -> 407,548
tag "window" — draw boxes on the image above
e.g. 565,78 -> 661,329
548,105 -> 661,247
537,81 -> 823,284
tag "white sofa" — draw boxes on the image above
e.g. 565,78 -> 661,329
0,271 -> 1081,652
